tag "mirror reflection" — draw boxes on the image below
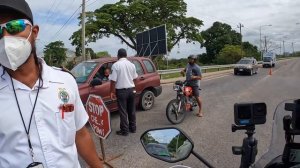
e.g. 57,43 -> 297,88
141,128 -> 193,161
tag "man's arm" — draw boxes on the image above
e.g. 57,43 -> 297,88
180,68 -> 186,77
191,75 -> 202,80
110,80 -> 116,100
191,67 -> 202,80
76,126 -> 103,168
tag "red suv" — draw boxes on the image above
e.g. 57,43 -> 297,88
71,57 -> 162,112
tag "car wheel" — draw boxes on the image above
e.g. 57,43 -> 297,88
234,70 -> 238,75
140,90 -> 155,111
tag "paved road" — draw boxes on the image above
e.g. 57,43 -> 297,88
80,58 -> 300,168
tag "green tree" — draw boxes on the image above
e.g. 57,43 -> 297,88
198,53 -> 211,64
142,132 -> 159,144
86,48 -> 97,59
169,58 -> 188,68
167,133 -> 186,153
242,42 -> 260,60
43,41 -> 67,67
294,51 -> 300,57
201,22 -> 241,63
216,45 -> 244,64
65,59 -> 76,70
70,0 -> 203,53
96,51 -> 111,58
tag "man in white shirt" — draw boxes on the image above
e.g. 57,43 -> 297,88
109,48 -> 138,136
0,0 -> 103,167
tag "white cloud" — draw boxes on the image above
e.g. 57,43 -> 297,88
25,0 -> 300,59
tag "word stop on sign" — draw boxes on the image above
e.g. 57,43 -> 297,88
88,102 -> 104,116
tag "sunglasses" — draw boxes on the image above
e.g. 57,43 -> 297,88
0,19 -> 32,38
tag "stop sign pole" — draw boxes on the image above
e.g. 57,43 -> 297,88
86,94 -> 121,168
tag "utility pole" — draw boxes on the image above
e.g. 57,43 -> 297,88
283,40 -> 285,56
279,42 -> 281,55
259,27 -> 262,59
259,24 -> 272,60
237,23 -> 244,57
292,42 -> 295,56
81,0 -> 86,61
264,36 -> 267,53
166,55 -> 169,70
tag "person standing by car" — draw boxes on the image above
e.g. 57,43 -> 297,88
181,55 -> 203,117
0,0 -> 103,167
109,48 -> 138,136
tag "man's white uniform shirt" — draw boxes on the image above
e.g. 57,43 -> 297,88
0,60 -> 88,168
109,58 -> 138,89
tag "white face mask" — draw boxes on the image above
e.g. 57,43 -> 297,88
0,30 -> 32,71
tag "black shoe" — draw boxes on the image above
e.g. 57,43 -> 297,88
129,129 -> 136,133
116,130 -> 128,136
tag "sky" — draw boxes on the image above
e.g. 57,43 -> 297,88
148,129 -> 180,143
26,0 -> 300,59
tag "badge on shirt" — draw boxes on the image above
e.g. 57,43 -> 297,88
58,88 -> 69,104
58,88 -> 71,119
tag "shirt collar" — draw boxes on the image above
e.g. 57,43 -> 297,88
0,66 -> 8,90
39,58 -> 65,87
119,58 -> 128,61
0,58 -> 65,91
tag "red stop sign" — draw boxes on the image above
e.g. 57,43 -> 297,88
86,94 -> 111,139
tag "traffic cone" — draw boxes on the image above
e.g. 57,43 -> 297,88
269,68 -> 272,75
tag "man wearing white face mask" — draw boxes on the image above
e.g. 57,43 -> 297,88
0,0 -> 103,168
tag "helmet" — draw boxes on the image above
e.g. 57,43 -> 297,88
188,55 -> 197,60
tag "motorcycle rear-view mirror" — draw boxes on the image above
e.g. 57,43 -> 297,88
140,127 -> 194,163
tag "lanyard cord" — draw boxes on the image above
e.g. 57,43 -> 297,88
10,77 -> 41,161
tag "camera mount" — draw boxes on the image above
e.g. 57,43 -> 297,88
232,125 -> 258,168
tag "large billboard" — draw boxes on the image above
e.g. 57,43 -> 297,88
136,25 -> 167,57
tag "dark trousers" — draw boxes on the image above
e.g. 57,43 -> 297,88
116,88 -> 136,133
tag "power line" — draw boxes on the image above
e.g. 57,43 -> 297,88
45,0 -> 57,22
51,6 -> 82,40
87,0 -> 99,7
42,1 -> 78,36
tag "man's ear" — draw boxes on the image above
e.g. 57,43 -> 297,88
32,25 -> 39,40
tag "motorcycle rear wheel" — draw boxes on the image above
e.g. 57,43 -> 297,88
166,99 -> 186,124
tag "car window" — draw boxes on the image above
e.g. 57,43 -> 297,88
132,60 -> 144,75
143,60 -> 155,73
263,57 -> 272,62
71,62 -> 98,83
94,63 -> 112,82
237,59 -> 252,64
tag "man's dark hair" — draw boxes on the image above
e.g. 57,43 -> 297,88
188,55 -> 197,60
117,48 -> 127,58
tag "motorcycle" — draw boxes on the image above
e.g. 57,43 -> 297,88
166,80 -> 198,124
141,99 -> 300,168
